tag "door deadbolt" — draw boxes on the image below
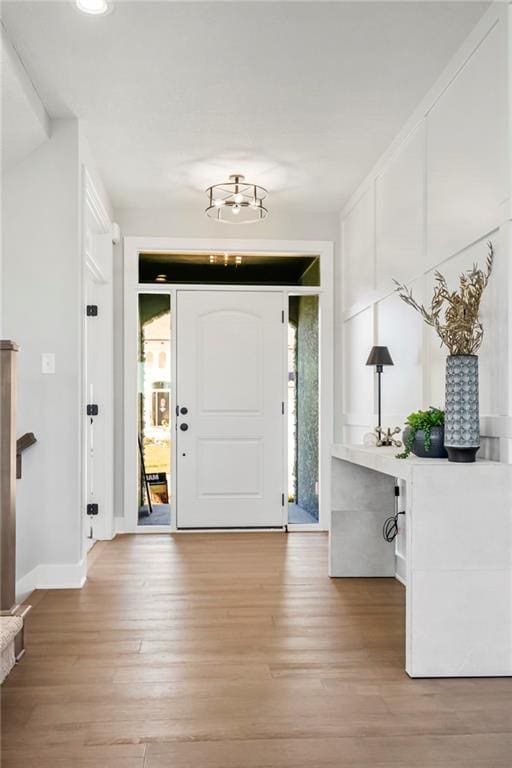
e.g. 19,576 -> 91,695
180,407 -> 188,415
180,423 -> 189,431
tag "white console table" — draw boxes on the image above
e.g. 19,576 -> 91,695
330,444 -> 512,678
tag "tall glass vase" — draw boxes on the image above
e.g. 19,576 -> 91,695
444,354 -> 480,462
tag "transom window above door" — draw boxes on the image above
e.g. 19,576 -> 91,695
138,251 -> 320,286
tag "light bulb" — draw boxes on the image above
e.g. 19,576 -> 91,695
232,205 -> 241,215
234,193 -> 244,204
213,198 -> 225,208
75,0 -> 111,15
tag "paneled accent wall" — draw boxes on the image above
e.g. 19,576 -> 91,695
340,4 -> 512,461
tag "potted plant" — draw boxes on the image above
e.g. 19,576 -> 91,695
394,242 -> 494,462
396,407 -> 447,459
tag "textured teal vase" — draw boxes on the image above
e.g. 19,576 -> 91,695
444,354 -> 479,463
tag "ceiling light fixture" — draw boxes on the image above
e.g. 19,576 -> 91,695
75,0 -> 112,16
205,174 -> 268,224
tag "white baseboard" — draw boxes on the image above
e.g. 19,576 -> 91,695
16,558 -> 86,601
114,517 -> 127,534
15,565 -> 39,602
395,571 -> 406,587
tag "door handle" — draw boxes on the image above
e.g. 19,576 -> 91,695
180,423 -> 189,431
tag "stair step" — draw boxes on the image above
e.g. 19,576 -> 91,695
1,616 -> 23,652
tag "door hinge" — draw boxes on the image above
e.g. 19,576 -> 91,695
86,404 -> 99,416
281,310 -> 285,323
282,401 -> 285,415
87,503 -> 99,516
86,305 -> 98,317
282,493 -> 285,507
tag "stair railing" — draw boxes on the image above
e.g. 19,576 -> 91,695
0,341 -> 32,659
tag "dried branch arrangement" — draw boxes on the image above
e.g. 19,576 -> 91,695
393,242 -> 494,355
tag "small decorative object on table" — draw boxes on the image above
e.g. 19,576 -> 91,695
376,426 -> 402,447
396,407 -> 447,459
394,242 -> 494,463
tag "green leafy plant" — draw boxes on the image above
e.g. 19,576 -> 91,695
396,407 -> 445,459
394,242 -> 494,355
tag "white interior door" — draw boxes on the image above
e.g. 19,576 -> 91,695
176,290 -> 285,528
83,232 -> 114,544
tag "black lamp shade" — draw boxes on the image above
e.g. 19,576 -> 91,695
366,346 -> 393,366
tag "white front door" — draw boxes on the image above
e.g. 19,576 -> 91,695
176,290 -> 285,528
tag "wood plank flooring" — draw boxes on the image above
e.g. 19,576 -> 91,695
2,533 -> 511,767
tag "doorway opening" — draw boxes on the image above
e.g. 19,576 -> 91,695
288,295 -> 319,524
138,293 -> 172,526
125,239 -> 333,533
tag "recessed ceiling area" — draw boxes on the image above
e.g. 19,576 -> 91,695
139,252 -> 320,286
1,1 -> 489,213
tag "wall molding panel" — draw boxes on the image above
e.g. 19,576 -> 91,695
340,2 -> 512,461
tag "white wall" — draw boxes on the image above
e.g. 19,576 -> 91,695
2,118 -> 113,593
340,3 -> 512,461
1,25 -> 51,339
113,208 -> 338,522
2,119 -> 81,588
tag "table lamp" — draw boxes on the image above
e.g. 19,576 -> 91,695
365,346 -> 400,446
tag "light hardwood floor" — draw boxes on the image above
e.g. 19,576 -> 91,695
2,533 -> 511,767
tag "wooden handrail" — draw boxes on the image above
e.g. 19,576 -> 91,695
16,432 -> 37,479
17,433 -> 36,453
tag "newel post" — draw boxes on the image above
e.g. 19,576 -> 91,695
0,340 -> 19,615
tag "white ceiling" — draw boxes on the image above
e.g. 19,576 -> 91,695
1,1 -> 489,213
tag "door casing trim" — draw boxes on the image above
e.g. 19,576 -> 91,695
123,237 -> 334,533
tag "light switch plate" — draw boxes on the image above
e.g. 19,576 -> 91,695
41,353 -> 55,375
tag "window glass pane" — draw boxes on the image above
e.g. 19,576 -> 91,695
288,295 -> 319,524
139,252 -> 320,286
138,293 -> 171,526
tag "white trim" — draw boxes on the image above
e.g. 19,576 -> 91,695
124,237 -> 334,534
16,559 -> 86,601
36,560 -> 87,589
288,524 -> 325,532
395,572 -> 406,587
15,566 -> 39,602
342,227 -> 502,322
137,282 -> 322,295
133,525 -> 174,534
479,415 -> 512,439
114,517 -> 128,535
126,236 -> 330,256
80,166 -> 114,559
83,168 -> 111,238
